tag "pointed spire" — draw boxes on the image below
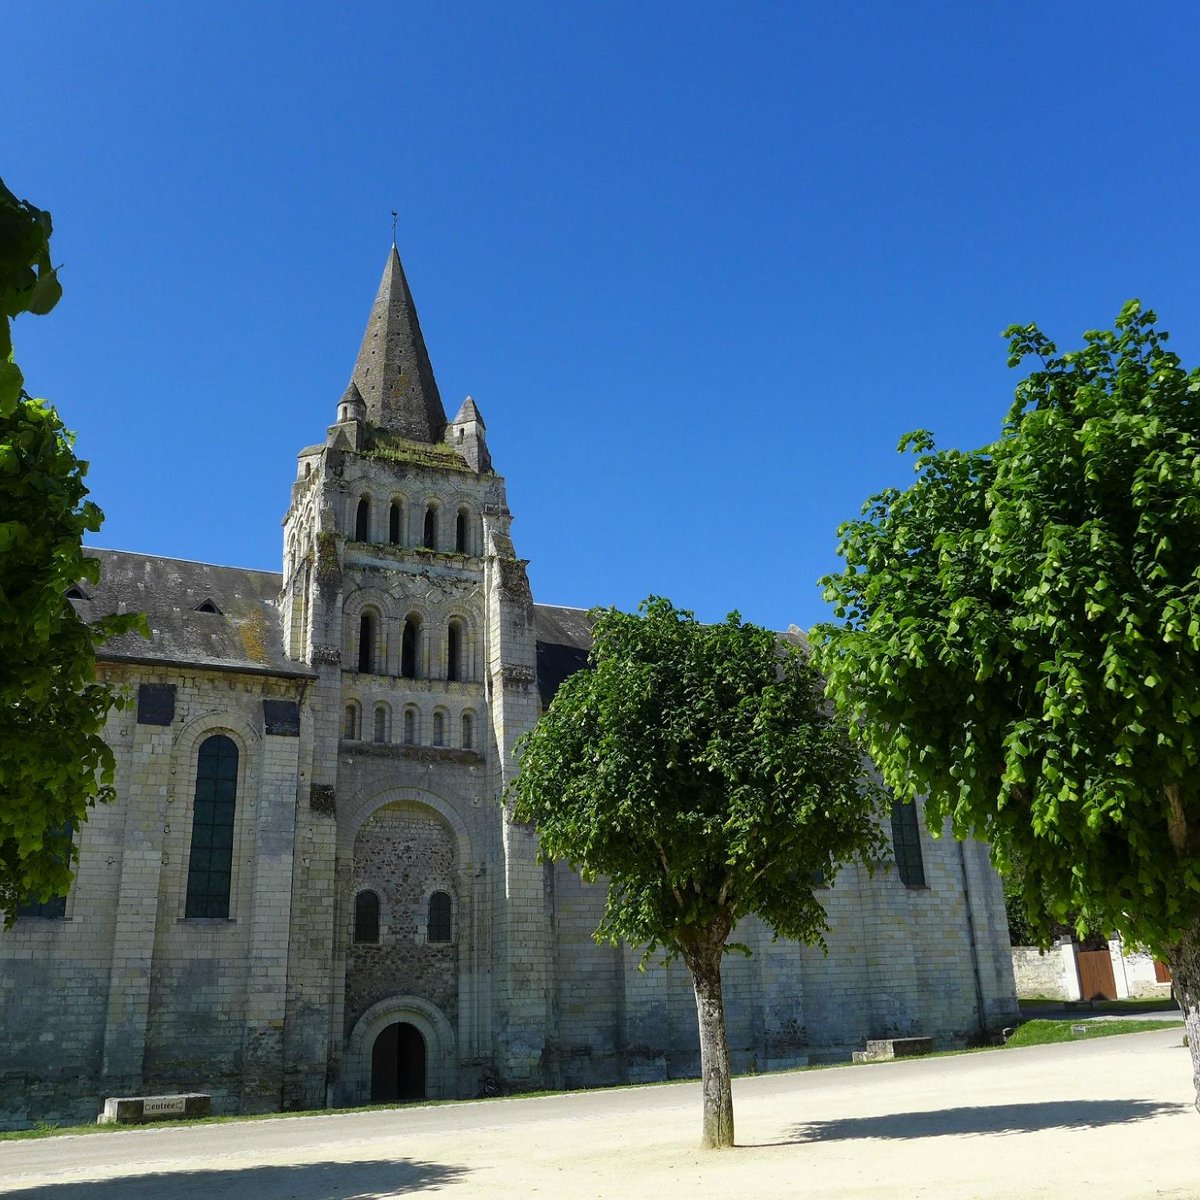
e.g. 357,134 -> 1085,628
350,246 -> 447,442
452,395 -> 486,428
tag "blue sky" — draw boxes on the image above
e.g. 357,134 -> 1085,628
6,2 -> 1200,632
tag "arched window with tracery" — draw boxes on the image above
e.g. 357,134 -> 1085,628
354,890 -> 380,943
428,891 -> 452,943
401,615 -> 420,679
185,734 -> 239,919
355,496 -> 370,542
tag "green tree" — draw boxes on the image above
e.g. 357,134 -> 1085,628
0,179 -> 140,922
813,301 -> 1200,1110
509,597 -> 886,1148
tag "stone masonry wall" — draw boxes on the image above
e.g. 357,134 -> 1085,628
345,804 -> 459,1036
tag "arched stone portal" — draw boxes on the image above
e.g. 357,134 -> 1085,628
371,1021 -> 426,1101
343,995 -> 457,1104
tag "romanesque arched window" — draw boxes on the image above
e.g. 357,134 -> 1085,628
447,619 -> 463,683
891,796 -> 926,887
344,701 -> 360,740
461,711 -> 474,751
455,507 -> 469,554
403,706 -> 417,745
359,611 -> 376,674
432,710 -> 446,747
428,891 -> 452,943
373,703 -> 389,743
389,501 -> 402,545
355,496 -> 370,542
185,734 -> 238,918
354,890 -> 380,944
401,615 -> 420,679
423,504 -> 438,550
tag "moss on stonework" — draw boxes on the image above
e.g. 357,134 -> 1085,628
239,609 -> 269,665
316,532 -> 339,581
366,430 -> 472,473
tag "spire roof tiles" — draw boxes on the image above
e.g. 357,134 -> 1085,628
351,246 -> 447,443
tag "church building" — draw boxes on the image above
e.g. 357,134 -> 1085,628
0,247 -> 1018,1128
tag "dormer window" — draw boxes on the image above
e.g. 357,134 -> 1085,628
194,599 -> 222,615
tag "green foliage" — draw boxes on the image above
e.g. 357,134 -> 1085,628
509,597 -> 887,963
814,301 -> 1200,956
0,178 -> 142,921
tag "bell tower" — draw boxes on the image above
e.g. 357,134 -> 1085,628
278,244 -> 551,1104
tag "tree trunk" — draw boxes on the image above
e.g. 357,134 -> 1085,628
1166,917 -> 1200,1115
683,939 -> 735,1149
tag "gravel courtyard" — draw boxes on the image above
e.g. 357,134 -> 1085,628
1,1027 -> 1196,1200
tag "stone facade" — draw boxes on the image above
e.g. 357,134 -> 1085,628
0,246 -> 1020,1129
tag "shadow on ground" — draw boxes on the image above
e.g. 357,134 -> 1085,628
780,1099 -> 1189,1143
3,1157 -> 467,1199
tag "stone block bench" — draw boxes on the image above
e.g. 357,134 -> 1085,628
851,1036 -> 934,1063
98,1093 -> 212,1125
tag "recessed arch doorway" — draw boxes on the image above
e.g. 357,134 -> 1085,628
371,1021 -> 426,1102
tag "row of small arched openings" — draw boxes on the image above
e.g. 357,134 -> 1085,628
344,701 -> 478,751
354,496 -> 477,556
355,612 -> 473,682
354,889 -> 453,944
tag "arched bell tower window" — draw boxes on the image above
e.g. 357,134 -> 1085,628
185,734 -> 239,919
447,619 -> 463,683
354,890 -> 380,943
423,504 -> 438,550
389,501 -> 402,545
355,496 -> 370,542
428,891 -> 452,943
359,612 -> 376,674
455,508 -> 469,554
401,615 -> 420,679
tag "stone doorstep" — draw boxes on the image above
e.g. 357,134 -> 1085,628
851,1036 -> 934,1064
97,1093 -> 212,1125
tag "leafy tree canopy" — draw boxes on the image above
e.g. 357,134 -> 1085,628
0,178 -> 141,921
510,596 -> 886,1146
814,302 -> 1200,955
813,302 -> 1200,1111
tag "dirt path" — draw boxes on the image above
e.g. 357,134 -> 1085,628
1,1027 -> 1196,1199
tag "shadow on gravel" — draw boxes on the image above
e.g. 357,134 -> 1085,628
781,1099 -> 1189,1143
3,1156 -> 468,1199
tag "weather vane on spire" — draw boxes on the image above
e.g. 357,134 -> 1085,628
391,210 -> 398,246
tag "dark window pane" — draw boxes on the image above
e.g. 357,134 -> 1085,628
891,797 -> 926,887
185,736 -> 238,917
428,891 -> 452,942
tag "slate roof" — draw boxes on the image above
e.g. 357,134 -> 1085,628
77,549 -> 311,679
533,604 -> 595,709
350,246 -> 447,443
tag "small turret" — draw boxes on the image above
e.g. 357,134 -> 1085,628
327,380 -> 366,451
447,395 -> 492,473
